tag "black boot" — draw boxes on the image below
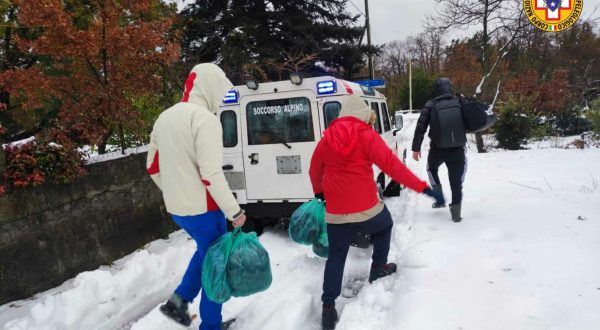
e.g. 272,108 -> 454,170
221,319 -> 236,330
322,304 -> 338,330
159,293 -> 192,327
450,204 -> 462,222
431,185 -> 446,208
368,263 -> 397,283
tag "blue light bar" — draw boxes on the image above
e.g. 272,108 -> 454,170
223,90 -> 239,104
317,80 -> 337,95
355,79 -> 385,88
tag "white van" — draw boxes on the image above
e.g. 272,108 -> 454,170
217,76 -> 406,226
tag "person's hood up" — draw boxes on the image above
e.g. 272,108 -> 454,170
323,94 -> 372,156
432,77 -> 453,98
181,63 -> 233,114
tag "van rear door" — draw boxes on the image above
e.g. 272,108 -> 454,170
241,92 -> 319,201
219,107 -> 247,203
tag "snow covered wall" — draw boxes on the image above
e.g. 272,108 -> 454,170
0,152 -> 176,305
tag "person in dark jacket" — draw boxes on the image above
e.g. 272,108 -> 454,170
310,94 -> 444,330
412,77 -> 467,222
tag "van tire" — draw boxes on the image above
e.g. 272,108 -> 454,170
383,180 -> 402,197
227,216 -> 264,236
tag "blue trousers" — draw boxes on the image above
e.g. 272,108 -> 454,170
172,211 -> 228,330
322,206 -> 393,305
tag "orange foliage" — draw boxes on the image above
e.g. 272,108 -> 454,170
0,0 -> 179,146
504,68 -> 572,114
443,43 -> 481,95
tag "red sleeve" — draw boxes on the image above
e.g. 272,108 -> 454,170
309,140 -> 325,194
365,131 -> 428,193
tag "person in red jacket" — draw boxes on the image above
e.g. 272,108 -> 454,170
309,94 -> 444,330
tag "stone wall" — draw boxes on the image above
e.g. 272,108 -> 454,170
0,152 -> 177,305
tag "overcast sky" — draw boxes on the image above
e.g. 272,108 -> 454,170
349,0 -> 600,44
175,0 -> 600,44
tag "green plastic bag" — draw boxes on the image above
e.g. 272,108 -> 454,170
227,230 -> 272,297
312,231 -> 329,258
203,228 -> 272,303
289,199 -> 326,245
202,231 -> 235,303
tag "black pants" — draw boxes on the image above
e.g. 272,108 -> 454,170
322,206 -> 393,305
427,146 -> 467,205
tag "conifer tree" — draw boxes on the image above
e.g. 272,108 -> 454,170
180,0 -> 375,81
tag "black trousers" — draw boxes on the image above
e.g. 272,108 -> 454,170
322,206 -> 393,305
427,146 -> 467,205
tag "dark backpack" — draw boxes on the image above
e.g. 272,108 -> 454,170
429,96 -> 467,148
458,95 -> 497,133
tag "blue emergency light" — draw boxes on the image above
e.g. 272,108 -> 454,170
223,90 -> 239,104
317,80 -> 337,95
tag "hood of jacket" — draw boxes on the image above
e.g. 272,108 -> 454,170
323,94 -> 373,156
181,63 -> 233,113
432,77 -> 453,98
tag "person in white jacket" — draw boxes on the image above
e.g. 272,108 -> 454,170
147,63 -> 245,330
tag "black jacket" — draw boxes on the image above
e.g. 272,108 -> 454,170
411,78 -> 455,152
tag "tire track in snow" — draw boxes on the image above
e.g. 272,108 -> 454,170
334,114 -> 427,329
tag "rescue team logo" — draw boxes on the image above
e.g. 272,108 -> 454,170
524,0 -> 583,32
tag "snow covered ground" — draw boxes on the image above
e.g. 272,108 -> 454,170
1,116 -> 599,330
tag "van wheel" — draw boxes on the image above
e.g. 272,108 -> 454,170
383,180 -> 402,197
228,216 -> 264,236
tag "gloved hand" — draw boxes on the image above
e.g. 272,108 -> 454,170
423,187 -> 445,206
315,192 -> 325,201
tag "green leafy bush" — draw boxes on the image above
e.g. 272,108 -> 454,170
588,100 -> 600,135
493,97 -> 535,150
554,105 -> 593,136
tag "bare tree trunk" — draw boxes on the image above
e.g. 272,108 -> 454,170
474,133 -> 485,152
98,129 -> 113,154
0,144 -> 6,175
118,124 -> 126,155
474,0 -> 490,154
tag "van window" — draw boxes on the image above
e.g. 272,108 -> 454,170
324,102 -> 341,128
246,97 -> 314,145
371,102 -> 382,134
381,103 -> 391,132
221,111 -> 237,147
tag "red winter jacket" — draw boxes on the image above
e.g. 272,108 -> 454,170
309,117 -> 428,215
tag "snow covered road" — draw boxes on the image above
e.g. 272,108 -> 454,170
2,115 -> 600,330
392,147 -> 600,330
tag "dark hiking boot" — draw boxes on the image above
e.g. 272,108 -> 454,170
369,263 -> 397,283
221,319 -> 236,330
322,304 -> 338,330
450,204 -> 462,222
159,293 -> 192,327
431,185 -> 446,208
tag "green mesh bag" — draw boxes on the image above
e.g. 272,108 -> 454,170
202,231 -> 235,303
288,199 -> 326,245
227,229 -> 272,297
312,231 -> 329,258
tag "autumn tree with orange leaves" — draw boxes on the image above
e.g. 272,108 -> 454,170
0,0 -> 178,188
1,0 -> 178,151
503,68 -> 573,116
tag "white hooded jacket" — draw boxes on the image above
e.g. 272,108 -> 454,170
146,63 -> 243,220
